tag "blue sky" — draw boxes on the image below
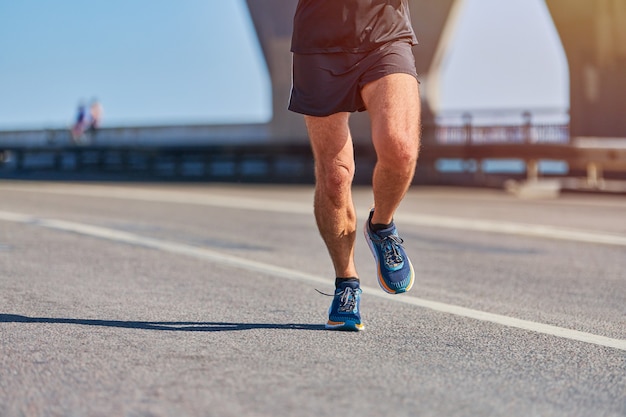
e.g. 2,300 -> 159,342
0,0 -> 568,130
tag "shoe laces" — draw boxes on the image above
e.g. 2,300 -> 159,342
316,287 -> 359,312
372,233 -> 404,267
337,287 -> 358,312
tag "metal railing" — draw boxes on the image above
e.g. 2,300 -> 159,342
1,119 -> 625,192
433,122 -> 569,145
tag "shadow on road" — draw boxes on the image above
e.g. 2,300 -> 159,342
0,314 -> 325,332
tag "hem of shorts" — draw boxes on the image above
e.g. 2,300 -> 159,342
288,104 -> 366,117
357,68 -> 420,94
289,69 -> 419,117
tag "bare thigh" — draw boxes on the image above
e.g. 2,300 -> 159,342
361,73 -> 421,164
304,112 -> 355,176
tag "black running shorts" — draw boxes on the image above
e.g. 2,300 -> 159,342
288,40 -> 418,117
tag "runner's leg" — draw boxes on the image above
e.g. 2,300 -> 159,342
361,73 -> 421,224
305,112 -> 359,279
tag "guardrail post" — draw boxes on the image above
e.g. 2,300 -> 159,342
586,162 -> 603,188
75,149 -> 83,172
98,149 -> 106,170
462,113 -> 472,144
174,152 -> 183,177
54,150 -> 63,170
522,111 -> 533,144
15,150 -> 24,171
147,152 -> 156,175
120,149 -> 129,171
527,159 -> 539,181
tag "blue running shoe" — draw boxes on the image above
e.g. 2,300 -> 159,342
325,280 -> 364,331
364,209 -> 414,294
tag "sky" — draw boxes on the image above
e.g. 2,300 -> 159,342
0,0 -> 568,130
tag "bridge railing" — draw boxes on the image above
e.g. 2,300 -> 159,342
0,143 -> 318,183
1,122 -> 625,193
433,122 -> 569,145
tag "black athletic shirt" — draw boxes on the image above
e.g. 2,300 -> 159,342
291,0 -> 418,54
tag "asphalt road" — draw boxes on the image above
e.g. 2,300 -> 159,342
0,181 -> 624,417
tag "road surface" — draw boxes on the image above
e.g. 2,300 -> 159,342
0,181 -> 624,417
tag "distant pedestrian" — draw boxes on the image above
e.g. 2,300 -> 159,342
71,101 -> 87,144
86,99 -> 103,141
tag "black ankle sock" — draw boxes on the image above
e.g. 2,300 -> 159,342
370,220 -> 393,233
335,277 -> 359,288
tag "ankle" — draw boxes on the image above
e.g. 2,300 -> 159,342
335,277 -> 359,288
369,219 -> 393,233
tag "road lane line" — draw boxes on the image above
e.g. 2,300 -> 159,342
2,183 -> 626,246
396,213 -> 626,247
1,209 -> 624,351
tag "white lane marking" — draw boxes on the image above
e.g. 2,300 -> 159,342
396,213 -> 626,247
1,210 -> 624,351
1,183 -> 626,246
0,183 -> 313,214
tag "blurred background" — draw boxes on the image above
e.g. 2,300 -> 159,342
0,0 -> 567,129
0,0 -> 624,192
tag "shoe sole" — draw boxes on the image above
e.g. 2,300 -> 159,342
364,223 -> 415,294
326,320 -> 364,331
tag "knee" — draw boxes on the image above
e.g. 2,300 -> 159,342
376,134 -> 419,170
315,161 -> 354,199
